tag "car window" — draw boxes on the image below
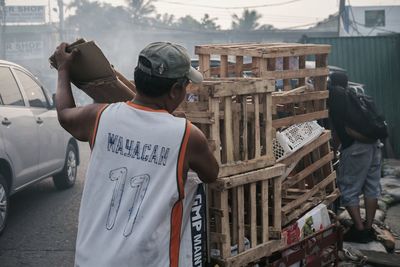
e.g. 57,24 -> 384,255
0,66 -> 25,106
14,69 -> 47,108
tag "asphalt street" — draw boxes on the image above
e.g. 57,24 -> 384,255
0,142 -> 90,267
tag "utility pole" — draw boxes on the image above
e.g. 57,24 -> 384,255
338,0 -> 345,36
0,0 -> 5,59
57,0 -> 64,41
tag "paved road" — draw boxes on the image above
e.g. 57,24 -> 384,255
0,142 -> 90,267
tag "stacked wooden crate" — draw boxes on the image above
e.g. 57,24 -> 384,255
177,42 -> 340,266
179,78 -> 285,267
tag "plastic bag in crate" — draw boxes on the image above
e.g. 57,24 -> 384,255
273,121 -> 324,162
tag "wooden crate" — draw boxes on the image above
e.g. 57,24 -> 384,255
279,131 -> 339,226
178,78 -> 276,177
208,164 -> 285,267
195,42 -> 331,128
195,43 -> 330,84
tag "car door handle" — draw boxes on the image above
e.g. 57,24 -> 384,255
36,117 -> 43,124
1,118 -> 11,126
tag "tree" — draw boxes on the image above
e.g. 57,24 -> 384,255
66,0 -> 131,36
175,15 -> 203,30
200,14 -> 220,31
231,9 -> 263,31
125,0 -> 157,25
154,13 -> 175,27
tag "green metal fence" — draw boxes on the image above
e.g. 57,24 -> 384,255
304,35 -> 400,157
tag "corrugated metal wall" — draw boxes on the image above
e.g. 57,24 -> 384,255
304,35 -> 400,157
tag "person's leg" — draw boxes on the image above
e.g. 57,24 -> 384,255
346,206 -> 364,230
338,142 -> 372,242
364,197 -> 378,229
363,143 -> 382,230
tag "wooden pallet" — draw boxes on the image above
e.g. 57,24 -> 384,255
208,164 -> 285,267
178,78 -> 276,177
279,131 -> 339,226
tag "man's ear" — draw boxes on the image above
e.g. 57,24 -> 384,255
169,82 -> 183,100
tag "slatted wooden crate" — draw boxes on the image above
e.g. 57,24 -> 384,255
279,131 -> 339,226
208,163 -> 285,267
178,78 -> 276,178
195,43 -> 330,84
195,42 -> 331,130
188,42 -> 337,265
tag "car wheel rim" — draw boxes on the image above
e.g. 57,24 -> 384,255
67,150 -> 77,183
0,184 -> 7,227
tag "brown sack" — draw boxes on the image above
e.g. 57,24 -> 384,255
49,39 -> 135,103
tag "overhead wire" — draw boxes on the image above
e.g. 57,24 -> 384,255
156,0 -> 303,10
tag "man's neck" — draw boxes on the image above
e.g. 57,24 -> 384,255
131,95 -> 170,113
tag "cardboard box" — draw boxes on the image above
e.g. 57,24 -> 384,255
282,203 -> 331,246
50,39 -> 136,103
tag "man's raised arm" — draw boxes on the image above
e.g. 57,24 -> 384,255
54,43 -> 105,145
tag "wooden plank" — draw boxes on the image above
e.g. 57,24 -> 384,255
283,57 -> 291,91
195,44 -> 331,59
209,98 -> 221,163
219,190 -> 231,258
220,55 -> 228,78
298,55 -> 306,86
250,183 -> 257,247
199,54 -> 211,78
237,186 -> 245,253
282,172 -> 337,213
272,91 -> 329,105
262,45 -> 331,58
283,152 -> 334,189
231,188 -> 238,247
233,106 -> 240,161
235,55 -> 243,77
265,94 -> 274,162
224,97 -> 234,163
254,95 -> 261,158
261,180 -> 269,243
265,68 -> 329,80
252,57 -> 260,77
272,110 -> 328,128
210,232 -> 227,243
211,164 -> 285,190
241,96 -> 249,161
273,177 -> 282,228
221,240 -> 283,267
314,54 -> 328,91
211,79 -> 274,97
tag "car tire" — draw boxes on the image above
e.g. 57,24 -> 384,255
0,174 -> 9,236
53,144 -> 78,190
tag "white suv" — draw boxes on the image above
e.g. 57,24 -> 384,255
0,60 -> 79,235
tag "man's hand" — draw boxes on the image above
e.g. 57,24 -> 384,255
54,43 -> 78,72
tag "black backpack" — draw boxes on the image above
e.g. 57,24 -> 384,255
344,88 -> 388,140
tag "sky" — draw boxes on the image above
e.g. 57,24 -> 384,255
6,0 -> 400,29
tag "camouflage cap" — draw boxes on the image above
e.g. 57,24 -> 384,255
137,42 -> 203,84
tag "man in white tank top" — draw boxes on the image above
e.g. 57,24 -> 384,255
53,42 -> 219,267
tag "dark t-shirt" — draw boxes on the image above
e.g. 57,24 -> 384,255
328,86 -> 354,149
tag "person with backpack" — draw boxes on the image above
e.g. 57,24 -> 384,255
328,72 -> 386,243
53,41 -> 219,266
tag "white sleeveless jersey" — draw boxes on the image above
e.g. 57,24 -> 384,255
75,102 -> 195,267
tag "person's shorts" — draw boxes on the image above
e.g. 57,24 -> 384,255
337,141 -> 382,206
